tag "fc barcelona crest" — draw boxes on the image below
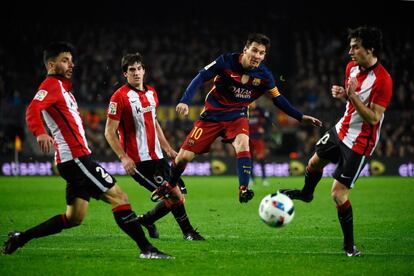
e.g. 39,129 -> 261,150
187,138 -> 195,147
241,74 -> 249,84
252,78 -> 261,86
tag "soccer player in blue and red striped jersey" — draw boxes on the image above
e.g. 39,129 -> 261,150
153,33 -> 322,203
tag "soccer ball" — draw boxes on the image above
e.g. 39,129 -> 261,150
259,192 -> 295,227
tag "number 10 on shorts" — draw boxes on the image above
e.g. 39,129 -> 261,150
190,127 -> 203,140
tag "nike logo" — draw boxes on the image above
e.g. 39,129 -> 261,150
340,174 -> 352,179
130,100 -> 137,103
230,74 -> 239,78
242,128 -> 247,132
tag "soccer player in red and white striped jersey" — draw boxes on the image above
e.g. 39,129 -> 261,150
279,26 -> 393,257
3,42 -> 172,259
105,53 -> 204,241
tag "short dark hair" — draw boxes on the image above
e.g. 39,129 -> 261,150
245,33 -> 271,51
348,26 -> 383,57
121,53 -> 145,73
43,41 -> 75,67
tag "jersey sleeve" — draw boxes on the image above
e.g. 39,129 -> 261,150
264,71 -> 280,97
179,55 -> 227,104
107,91 -> 124,121
25,84 -> 59,137
199,54 -> 226,79
371,75 -> 393,108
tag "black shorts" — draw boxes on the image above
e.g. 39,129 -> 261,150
131,159 -> 186,193
57,155 -> 116,204
316,128 -> 367,188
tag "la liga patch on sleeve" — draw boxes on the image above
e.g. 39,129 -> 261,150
34,90 -> 48,101
108,102 -> 117,115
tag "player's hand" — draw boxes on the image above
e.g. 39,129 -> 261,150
301,115 -> 322,127
120,154 -> 136,175
331,85 -> 346,99
37,134 -> 54,154
176,103 -> 189,116
345,77 -> 358,98
165,147 -> 178,159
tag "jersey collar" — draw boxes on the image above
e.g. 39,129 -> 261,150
127,83 -> 147,93
47,74 -> 72,90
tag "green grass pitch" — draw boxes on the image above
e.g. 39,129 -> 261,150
1,176 -> 413,275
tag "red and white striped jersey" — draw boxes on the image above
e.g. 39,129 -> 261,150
335,61 -> 393,156
107,84 -> 163,163
26,75 -> 91,163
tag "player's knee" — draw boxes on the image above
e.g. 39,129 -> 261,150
111,185 -> 129,204
308,159 -> 319,170
165,197 -> 184,208
331,188 -> 347,204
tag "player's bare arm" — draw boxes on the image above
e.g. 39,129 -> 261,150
104,118 -> 136,175
155,120 -> 177,159
176,103 -> 189,116
346,77 -> 386,125
37,133 -> 54,154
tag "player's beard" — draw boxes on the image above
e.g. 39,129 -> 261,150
55,65 -> 72,80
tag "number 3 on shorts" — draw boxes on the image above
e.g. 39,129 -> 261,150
316,133 -> 330,145
190,126 -> 203,140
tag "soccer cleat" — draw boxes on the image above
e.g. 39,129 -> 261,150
278,189 -> 313,203
151,182 -> 175,202
344,245 -> 361,257
139,247 -> 175,259
2,231 -> 25,255
239,185 -> 254,203
183,228 -> 205,241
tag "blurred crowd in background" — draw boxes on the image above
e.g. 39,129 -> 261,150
1,6 -> 413,161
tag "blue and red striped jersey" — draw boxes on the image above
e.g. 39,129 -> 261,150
182,53 -> 279,121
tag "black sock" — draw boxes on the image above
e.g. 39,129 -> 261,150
112,204 -> 152,251
141,201 -> 171,225
337,200 -> 354,249
171,204 -> 193,234
170,162 -> 186,186
302,166 -> 322,196
21,214 -> 71,244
